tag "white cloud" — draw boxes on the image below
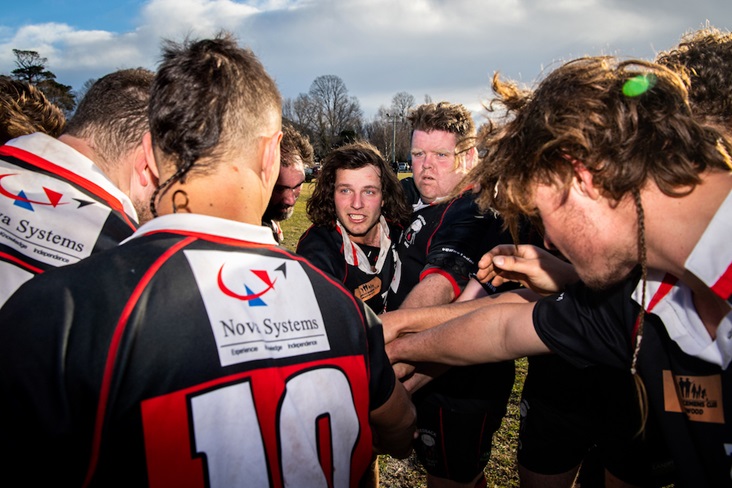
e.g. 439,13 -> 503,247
0,0 -> 730,117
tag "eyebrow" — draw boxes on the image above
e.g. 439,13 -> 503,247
275,180 -> 304,190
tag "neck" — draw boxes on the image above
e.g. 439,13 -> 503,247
156,163 -> 266,225
349,221 -> 381,247
58,134 -> 121,187
644,170 -> 731,280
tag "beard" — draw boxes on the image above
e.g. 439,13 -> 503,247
133,197 -> 154,225
263,203 -> 294,223
577,258 -> 637,291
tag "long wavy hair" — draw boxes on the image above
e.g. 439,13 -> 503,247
307,141 -> 411,228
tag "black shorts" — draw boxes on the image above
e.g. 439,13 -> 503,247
412,361 -> 515,482
517,356 -> 669,485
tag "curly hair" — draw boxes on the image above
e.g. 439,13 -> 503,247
149,32 -> 281,215
407,101 -> 477,155
0,77 -> 65,144
656,25 -> 732,132
281,123 -> 314,168
471,56 -> 732,240
307,141 -> 411,228
64,68 -> 153,172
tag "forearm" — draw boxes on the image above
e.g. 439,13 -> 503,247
370,380 -> 416,459
387,302 -> 546,365
381,288 -> 537,343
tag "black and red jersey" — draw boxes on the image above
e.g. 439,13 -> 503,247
0,214 -> 395,487
0,133 -> 138,305
388,178 -> 512,310
297,218 -> 401,314
534,269 -> 732,487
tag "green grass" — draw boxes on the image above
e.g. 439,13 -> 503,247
280,176 -> 524,487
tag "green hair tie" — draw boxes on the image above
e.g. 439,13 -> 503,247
623,74 -> 657,97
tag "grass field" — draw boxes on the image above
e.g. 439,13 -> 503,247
280,178 -> 525,488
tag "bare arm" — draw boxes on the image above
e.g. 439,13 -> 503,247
399,273 -> 455,309
381,287 -> 538,344
477,244 -> 580,296
369,377 -> 417,459
387,301 -> 550,366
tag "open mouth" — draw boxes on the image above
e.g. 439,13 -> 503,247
348,214 -> 366,223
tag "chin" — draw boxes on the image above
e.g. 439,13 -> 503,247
580,263 -> 636,291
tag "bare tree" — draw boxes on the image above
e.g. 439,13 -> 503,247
307,75 -> 363,156
391,91 -> 415,117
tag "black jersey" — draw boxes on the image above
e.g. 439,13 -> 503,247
0,214 -> 395,487
297,218 -> 401,314
534,272 -> 732,487
388,178 -> 511,310
0,134 -> 138,305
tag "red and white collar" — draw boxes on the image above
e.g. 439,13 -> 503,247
632,189 -> 732,368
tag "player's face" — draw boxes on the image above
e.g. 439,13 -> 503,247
334,165 -> 384,245
264,161 -> 305,222
533,182 -> 638,290
411,130 -> 467,203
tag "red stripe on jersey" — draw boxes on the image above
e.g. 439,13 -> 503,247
317,414 -> 334,488
0,145 -> 138,231
420,267 -> 461,301
711,262 -> 732,302
0,250 -> 43,274
424,198 -> 457,255
82,236 -> 197,487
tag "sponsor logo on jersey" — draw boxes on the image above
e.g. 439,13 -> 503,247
185,250 -> 331,367
0,173 -> 94,211
0,167 -> 111,267
217,263 -> 283,306
402,215 -> 425,249
663,370 -> 724,423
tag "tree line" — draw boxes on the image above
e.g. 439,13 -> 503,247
285,76 -> 422,164
5,49 -> 422,162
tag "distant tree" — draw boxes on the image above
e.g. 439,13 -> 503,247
11,49 -> 54,84
285,75 -> 363,158
10,49 -> 76,115
365,92 -> 415,163
74,78 -> 97,104
391,91 -> 415,117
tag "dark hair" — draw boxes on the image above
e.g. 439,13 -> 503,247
0,77 -> 66,144
148,32 -> 281,214
471,56 -> 732,239
64,68 -> 153,171
281,123 -> 314,168
656,25 -> 732,131
307,141 -> 411,227
407,101 -> 476,153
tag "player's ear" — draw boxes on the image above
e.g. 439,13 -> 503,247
571,159 -> 601,200
261,129 -> 283,188
137,132 -> 159,187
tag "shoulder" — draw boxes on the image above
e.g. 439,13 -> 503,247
297,225 -> 341,253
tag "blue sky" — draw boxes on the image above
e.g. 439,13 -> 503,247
1,0 -> 731,121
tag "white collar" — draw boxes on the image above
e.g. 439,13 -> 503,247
123,214 -> 278,246
632,190 -> 732,368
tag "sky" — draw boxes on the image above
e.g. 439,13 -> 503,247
1,0 -> 731,124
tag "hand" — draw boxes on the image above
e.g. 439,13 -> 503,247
401,363 -> 449,394
476,244 -> 579,295
392,361 -> 416,381
380,310 -> 402,344
392,362 -> 448,394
